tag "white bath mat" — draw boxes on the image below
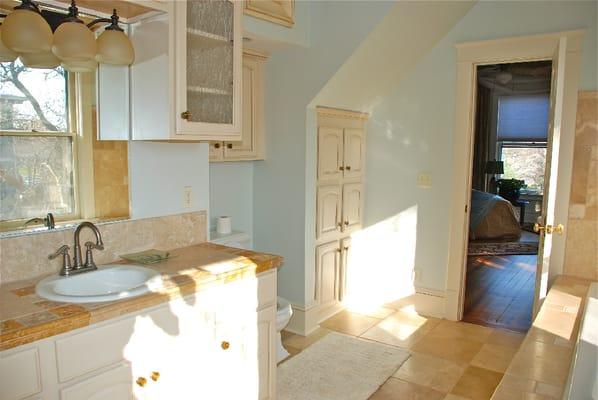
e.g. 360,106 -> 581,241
277,332 -> 410,400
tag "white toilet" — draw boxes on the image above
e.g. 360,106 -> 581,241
276,296 -> 293,362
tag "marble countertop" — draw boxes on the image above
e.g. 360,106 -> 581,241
0,242 -> 283,351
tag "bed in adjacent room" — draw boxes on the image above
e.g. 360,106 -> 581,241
469,190 -> 522,241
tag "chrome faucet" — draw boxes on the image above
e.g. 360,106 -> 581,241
48,221 -> 104,276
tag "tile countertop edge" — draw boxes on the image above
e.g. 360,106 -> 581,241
0,243 -> 283,352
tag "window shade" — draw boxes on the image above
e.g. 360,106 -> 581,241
497,95 -> 550,141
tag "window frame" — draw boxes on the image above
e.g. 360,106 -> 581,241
0,68 -> 95,231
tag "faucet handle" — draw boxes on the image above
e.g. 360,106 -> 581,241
49,245 -> 70,260
85,241 -> 104,251
49,245 -> 73,276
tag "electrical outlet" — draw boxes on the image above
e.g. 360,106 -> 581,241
183,186 -> 193,208
417,172 -> 432,188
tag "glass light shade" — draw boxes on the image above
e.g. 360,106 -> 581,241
95,29 -> 135,65
61,59 -> 97,73
1,9 -> 52,53
52,21 -> 97,62
0,26 -> 19,62
20,51 -> 61,68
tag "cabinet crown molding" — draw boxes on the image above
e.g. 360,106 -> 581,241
316,106 -> 370,121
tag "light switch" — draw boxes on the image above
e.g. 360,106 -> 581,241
417,172 -> 432,188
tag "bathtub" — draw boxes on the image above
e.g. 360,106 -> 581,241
564,282 -> 598,399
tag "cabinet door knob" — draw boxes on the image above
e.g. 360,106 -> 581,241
181,111 -> 191,120
214,143 -> 221,149
339,166 -> 345,171
227,143 -> 233,149
136,377 -> 147,387
346,165 -> 351,171
151,371 -> 160,382
221,341 -> 230,350
337,222 -> 342,230
344,220 -> 349,226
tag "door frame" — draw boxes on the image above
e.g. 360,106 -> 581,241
445,30 -> 584,321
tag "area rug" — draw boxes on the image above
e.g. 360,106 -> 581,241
277,332 -> 410,400
468,241 -> 539,256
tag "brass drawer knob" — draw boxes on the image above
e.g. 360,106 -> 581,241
346,165 -> 351,171
151,371 -> 160,382
344,220 -> 349,226
136,377 -> 147,387
214,142 -> 221,149
181,111 -> 191,120
227,143 -> 233,149
221,341 -> 230,350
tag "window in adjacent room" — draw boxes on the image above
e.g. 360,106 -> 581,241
496,94 -> 549,194
0,60 -> 79,228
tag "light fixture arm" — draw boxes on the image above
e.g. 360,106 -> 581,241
14,0 -> 42,14
87,9 -> 124,32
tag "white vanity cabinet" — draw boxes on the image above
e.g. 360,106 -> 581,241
0,270 -> 277,400
130,0 -> 243,141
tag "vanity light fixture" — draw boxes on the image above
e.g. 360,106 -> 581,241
0,0 -> 53,54
0,16 -> 19,62
52,0 -> 97,62
1,0 -> 134,71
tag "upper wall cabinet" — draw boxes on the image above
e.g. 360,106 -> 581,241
130,0 -> 243,141
243,0 -> 294,27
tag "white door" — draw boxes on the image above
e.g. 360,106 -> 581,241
532,37 -> 568,315
343,128 -> 364,179
316,185 -> 342,240
317,127 -> 343,181
315,241 -> 340,308
342,183 -> 363,233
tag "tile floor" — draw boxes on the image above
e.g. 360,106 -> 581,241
282,306 -> 528,400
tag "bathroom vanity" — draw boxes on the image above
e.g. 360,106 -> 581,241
0,243 -> 282,400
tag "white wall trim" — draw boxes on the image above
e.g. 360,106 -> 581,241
445,30 -> 584,321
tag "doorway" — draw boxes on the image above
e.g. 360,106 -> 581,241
463,61 -> 552,332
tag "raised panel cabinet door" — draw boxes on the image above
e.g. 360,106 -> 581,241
316,185 -> 342,240
257,305 -> 276,400
175,0 -> 243,140
342,183 -> 363,233
317,127 -> 343,181
60,363 -> 141,400
223,55 -> 262,160
315,241 -> 341,308
343,128 -> 364,179
339,237 -> 351,303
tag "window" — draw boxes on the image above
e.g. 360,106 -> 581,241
0,60 -> 78,226
500,144 -> 547,193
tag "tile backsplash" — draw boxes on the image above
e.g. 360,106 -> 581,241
0,211 -> 207,284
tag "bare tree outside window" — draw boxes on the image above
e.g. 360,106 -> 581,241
0,60 -> 76,223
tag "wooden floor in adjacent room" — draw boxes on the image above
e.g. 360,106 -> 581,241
463,254 -> 536,332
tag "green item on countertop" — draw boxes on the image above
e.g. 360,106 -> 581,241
120,249 -> 174,264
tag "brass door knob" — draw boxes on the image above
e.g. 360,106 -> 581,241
151,371 -> 160,382
221,341 -> 230,350
214,143 -> 221,149
136,377 -> 147,387
553,224 -> 564,235
533,223 -> 545,233
534,223 -> 564,235
181,111 -> 191,120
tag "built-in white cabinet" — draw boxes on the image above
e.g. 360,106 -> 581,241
130,0 -> 243,141
313,107 -> 367,320
210,51 -> 267,162
0,270 -> 277,400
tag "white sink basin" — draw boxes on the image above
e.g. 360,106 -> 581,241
36,265 -> 162,303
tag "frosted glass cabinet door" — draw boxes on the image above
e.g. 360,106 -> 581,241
175,0 -> 242,140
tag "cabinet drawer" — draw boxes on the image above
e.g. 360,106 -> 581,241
55,317 -> 136,383
0,347 -> 42,400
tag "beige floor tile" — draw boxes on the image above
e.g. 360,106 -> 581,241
450,366 -> 503,400
410,335 -> 485,365
443,395 -> 469,400
368,377 -> 445,400
492,373 -> 536,400
506,352 -> 571,386
426,320 -> 494,342
281,327 -> 330,351
535,381 -> 563,398
470,343 -> 518,373
486,329 -> 525,348
320,310 -> 380,336
361,310 -> 440,348
348,306 -> 395,319
393,352 -> 465,392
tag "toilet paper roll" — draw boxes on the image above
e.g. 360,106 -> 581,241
217,216 -> 232,235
